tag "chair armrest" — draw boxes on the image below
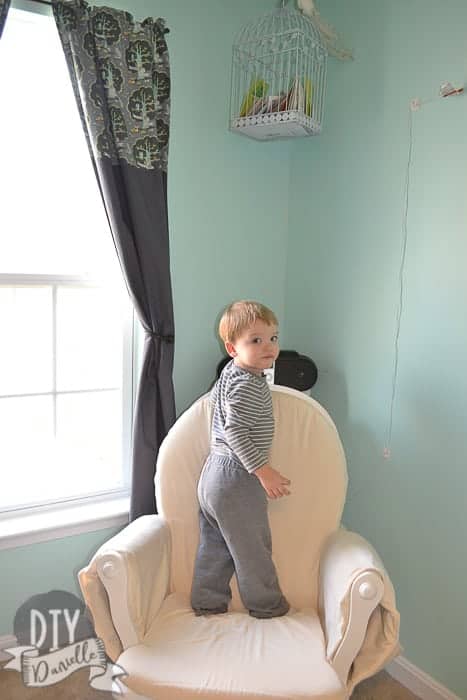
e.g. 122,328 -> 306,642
318,528 -> 400,689
79,515 -> 171,653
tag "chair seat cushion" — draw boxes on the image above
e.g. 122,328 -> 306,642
118,593 -> 346,700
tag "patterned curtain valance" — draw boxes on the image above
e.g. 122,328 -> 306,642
0,0 -> 11,39
53,0 -> 170,171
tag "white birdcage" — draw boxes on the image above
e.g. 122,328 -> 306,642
229,4 -> 328,141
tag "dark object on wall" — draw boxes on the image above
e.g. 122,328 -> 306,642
216,350 -> 318,391
275,350 -> 318,391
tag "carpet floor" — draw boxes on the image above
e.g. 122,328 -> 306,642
0,665 -> 421,699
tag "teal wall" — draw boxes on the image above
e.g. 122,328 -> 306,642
150,0 -> 291,413
285,1 -> 467,696
0,0 -> 290,638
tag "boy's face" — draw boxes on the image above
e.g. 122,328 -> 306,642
225,320 -> 279,375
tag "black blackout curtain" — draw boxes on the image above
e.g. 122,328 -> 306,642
52,0 -> 176,520
0,0 -> 10,38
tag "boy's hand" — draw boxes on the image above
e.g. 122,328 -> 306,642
254,464 -> 291,499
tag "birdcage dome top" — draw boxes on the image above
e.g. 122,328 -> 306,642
234,6 -> 326,56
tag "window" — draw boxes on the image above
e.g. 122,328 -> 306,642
0,4 -> 133,522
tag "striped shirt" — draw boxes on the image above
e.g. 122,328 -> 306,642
210,360 -> 274,473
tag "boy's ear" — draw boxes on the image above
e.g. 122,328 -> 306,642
225,341 -> 236,357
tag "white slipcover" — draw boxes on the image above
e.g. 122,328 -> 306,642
79,386 -> 401,699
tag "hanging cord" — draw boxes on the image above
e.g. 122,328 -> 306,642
385,107 -> 414,457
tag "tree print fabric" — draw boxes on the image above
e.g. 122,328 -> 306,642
0,0 -> 11,39
53,0 -> 170,171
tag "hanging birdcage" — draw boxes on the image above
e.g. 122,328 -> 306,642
229,5 -> 328,141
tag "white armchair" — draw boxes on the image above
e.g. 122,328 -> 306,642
79,386 -> 400,699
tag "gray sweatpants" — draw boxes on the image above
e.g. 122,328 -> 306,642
191,455 -> 289,618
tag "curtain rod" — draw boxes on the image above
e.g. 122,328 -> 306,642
29,0 -> 52,6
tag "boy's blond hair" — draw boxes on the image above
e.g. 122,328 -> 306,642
219,300 -> 278,344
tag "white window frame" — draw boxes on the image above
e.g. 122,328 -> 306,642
0,275 -> 137,550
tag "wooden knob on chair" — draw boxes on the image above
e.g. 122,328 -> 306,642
101,560 -> 117,579
359,581 -> 377,600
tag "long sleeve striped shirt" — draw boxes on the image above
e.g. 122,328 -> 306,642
210,360 -> 274,473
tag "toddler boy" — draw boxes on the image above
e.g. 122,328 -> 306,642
191,300 -> 290,618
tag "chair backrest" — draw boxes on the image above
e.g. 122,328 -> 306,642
155,385 -> 347,611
